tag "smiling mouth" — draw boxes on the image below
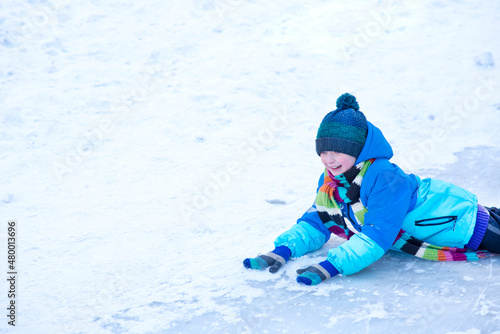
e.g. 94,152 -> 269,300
329,165 -> 341,170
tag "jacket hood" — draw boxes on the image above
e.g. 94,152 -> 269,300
355,122 -> 393,164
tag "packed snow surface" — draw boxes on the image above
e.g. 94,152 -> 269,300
1,0 -> 500,333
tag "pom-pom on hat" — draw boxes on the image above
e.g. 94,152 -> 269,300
315,93 -> 368,158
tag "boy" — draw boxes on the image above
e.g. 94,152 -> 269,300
243,93 -> 500,286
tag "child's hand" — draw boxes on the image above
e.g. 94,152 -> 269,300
296,260 -> 340,285
243,246 -> 291,273
243,252 -> 285,273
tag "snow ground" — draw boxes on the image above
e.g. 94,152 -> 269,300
1,0 -> 500,333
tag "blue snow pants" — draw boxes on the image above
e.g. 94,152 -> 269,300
479,207 -> 500,253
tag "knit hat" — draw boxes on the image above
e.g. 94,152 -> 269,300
315,93 -> 368,158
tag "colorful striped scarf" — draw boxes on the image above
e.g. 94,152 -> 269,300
316,159 -> 491,262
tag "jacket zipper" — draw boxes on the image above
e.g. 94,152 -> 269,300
346,203 -> 353,223
346,203 -> 360,231
415,216 -> 458,230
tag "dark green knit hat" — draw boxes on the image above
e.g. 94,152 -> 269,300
315,93 -> 368,158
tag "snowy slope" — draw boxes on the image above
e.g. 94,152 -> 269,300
1,0 -> 500,333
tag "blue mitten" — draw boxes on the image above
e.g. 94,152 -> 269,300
296,260 -> 339,285
243,246 -> 291,273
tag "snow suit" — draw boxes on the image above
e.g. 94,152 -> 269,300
274,121 -> 489,275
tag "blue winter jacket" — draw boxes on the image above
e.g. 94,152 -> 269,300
275,122 -> 479,275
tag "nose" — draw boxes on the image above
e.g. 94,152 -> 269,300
324,152 -> 337,164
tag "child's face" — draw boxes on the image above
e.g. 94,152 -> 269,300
320,151 -> 356,176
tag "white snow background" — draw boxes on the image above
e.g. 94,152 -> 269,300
1,0 -> 500,333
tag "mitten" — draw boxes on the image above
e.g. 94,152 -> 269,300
243,246 -> 291,273
296,260 -> 339,285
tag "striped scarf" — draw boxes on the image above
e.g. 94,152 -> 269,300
316,159 -> 491,261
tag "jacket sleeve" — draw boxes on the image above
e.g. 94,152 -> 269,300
327,165 -> 413,275
274,174 -> 331,258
